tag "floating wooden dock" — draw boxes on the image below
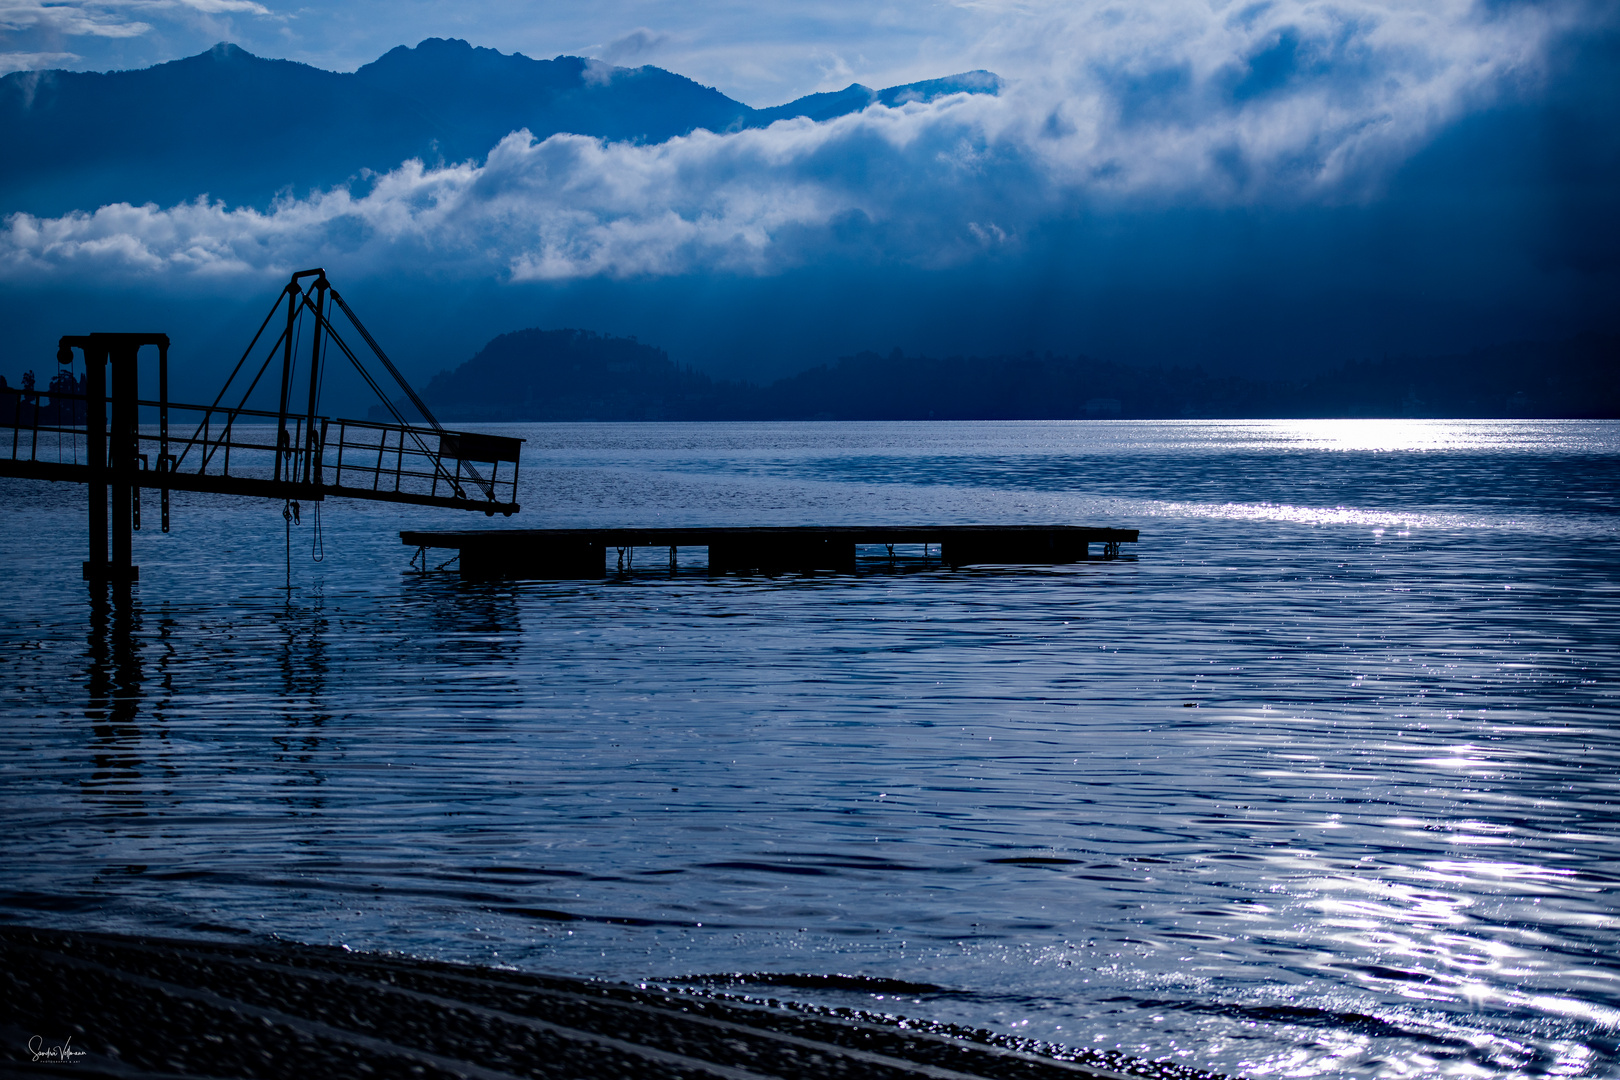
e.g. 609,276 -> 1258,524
402,525 -> 1139,578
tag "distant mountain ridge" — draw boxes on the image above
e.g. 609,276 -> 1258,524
375,330 -> 1620,422
0,38 -> 1001,215
413,328 -> 717,422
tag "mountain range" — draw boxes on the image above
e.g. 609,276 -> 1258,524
376,328 -> 1620,422
0,38 -> 1000,215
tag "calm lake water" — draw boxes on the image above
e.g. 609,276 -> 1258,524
2,419 -> 1617,1078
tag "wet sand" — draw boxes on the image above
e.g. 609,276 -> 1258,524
0,926 -> 1228,1079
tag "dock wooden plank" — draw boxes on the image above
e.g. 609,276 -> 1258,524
402,525 -> 1138,545
401,525 -> 1138,578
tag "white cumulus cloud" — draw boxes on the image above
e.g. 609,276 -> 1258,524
0,0 -> 1601,284
0,0 -> 269,43
0,0 -> 149,37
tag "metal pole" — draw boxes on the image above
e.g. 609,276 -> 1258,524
159,339 -> 170,532
320,419 -> 331,491
81,340 -> 108,580
109,341 -> 138,580
303,275 -> 327,485
275,278 -> 298,483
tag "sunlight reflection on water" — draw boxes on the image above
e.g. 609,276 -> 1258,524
1,419 -> 1617,1078
1187,418 -> 1620,453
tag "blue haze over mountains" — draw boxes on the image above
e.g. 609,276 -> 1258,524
384,329 -> 1619,422
0,30 -> 1616,414
0,38 -> 1000,215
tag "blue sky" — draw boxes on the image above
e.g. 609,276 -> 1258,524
2,0 -> 997,103
1,1 -> 1616,387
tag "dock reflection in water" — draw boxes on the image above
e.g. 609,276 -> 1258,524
82,588 -> 156,822
1,419 -> 1617,1079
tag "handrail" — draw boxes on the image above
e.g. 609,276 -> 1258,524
6,268 -> 526,522
0,387 -> 520,513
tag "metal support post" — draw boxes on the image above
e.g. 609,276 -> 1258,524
159,339 -> 170,532
303,275 -> 327,485
275,280 -> 298,483
79,339 -> 108,580
108,341 -> 138,580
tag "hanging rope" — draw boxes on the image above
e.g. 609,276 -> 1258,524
282,499 -> 301,589
283,499 -> 293,590
311,500 -> 324,562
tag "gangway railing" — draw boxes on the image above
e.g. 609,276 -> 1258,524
0,269 -> 525,582
0,388 -> 521,513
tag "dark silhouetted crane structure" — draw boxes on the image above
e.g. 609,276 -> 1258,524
1,270 -> 522,581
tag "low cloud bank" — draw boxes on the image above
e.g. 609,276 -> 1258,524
0,0 -> 1601,283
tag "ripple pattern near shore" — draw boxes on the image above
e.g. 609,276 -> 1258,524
1,419 -> 1617,1078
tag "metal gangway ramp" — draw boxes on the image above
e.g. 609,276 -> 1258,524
0,270 -> 522,580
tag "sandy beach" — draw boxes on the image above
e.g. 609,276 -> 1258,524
1,926 -> 1227,1079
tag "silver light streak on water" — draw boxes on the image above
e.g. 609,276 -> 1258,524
1,419 -> 1616,1077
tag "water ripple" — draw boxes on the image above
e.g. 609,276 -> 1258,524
1,419 -> 1616,1078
